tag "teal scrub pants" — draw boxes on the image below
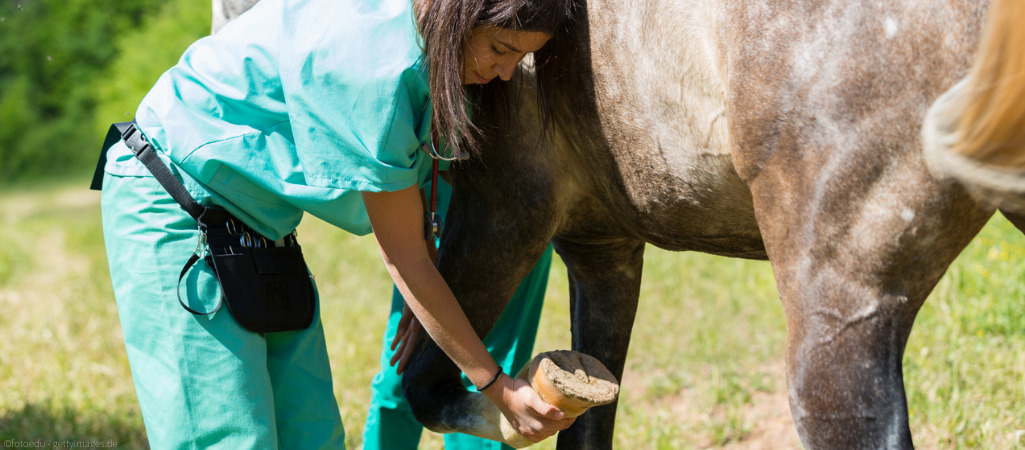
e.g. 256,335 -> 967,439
101,170 -> 346,449
362,180 -> 553,450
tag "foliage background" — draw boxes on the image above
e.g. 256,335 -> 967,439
0,0 -> 208,184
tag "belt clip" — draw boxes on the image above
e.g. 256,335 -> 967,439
430,212 -> 440,238
425,211 -> 441,240
121,124 -> 148,155
194,229 -> 208,258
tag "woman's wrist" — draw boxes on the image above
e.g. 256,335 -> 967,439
476,366 -> 504,392
480,372 -> 513,404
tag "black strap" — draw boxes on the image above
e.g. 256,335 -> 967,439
119,123 -> 210,221
118,122 -> 232,314
177,253 -> 223,315
121,122 -> 233,225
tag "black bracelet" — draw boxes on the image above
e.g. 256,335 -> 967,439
476,366 -> 503,392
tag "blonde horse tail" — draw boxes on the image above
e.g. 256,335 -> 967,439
953,0 -> 1025,168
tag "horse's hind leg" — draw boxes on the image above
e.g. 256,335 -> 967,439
745,158 -> 990,448
998,209 -> 1025,234
552,236 -> 645,449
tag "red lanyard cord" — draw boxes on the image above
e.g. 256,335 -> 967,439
429,156 -> 440,238
427,131 -> 441,239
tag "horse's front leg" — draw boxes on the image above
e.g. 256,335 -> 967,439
743,148 -> 990,448
401,167 -> 559,445
551,235 -> 645,449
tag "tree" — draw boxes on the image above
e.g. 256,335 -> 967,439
0,0 -> 207,183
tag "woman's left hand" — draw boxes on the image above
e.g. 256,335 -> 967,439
390,302 -> 422,374
484,374 -> 576,443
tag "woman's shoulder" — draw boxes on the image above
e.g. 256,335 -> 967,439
275,0 -> 429,104
283,0 -> 424,65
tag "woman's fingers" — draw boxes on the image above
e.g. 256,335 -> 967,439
389,335 -> 407,367
390,303 -> 415,351
391,316 -> 422,374
529,395 -> 565,420
498,378 -> 575,443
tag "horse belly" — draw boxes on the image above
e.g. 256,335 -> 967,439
584,0 -> 764,257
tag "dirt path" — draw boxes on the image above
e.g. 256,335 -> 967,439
716,388 -> 801,450
622,362 -> 803,449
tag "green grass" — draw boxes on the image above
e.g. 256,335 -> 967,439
1,179 -> 1023,448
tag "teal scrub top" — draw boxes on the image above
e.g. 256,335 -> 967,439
131,0 -> 443,240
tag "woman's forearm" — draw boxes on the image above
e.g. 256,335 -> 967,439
361,187 -> 499,388
362,187 -> 573,444
384,253 -> 501,388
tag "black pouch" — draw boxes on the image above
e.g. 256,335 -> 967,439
178,216 -> 315,334
200,219 -> 315,333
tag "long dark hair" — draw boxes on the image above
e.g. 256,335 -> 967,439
414,0 -> 575,158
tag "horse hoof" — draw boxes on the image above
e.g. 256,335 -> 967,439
498,351 -> 620,447
527,350 -> 619,418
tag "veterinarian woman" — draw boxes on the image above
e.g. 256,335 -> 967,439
93,0 -> 574,447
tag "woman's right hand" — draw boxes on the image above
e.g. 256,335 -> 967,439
389,302 -> 422,374
482,374 -> 577,443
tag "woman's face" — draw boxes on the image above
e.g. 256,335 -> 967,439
462,26 -> 553,85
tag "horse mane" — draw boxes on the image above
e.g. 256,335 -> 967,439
953,0 -> 1025,169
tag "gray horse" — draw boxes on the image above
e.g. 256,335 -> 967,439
214,0 -> 1017,448
211,0 -> 258,34
400,1 -> 1022,449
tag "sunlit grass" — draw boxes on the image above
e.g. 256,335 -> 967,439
904,220 -> 1025,449
0,180 -> 142,442
1,179 -> 1022,448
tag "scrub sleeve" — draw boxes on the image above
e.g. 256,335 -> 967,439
361,179 -> 553,450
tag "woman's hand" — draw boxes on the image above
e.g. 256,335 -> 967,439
389,303 -> 422,374
483,374 -> 577,443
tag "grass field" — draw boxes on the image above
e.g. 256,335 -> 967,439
0,178 -> 1022,448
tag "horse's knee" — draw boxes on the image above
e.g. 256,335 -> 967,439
785,300 -> 913,449
401,344 -> 465,431
401,369 -> 436,428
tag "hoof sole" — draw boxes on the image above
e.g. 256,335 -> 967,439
528,350 -> 619,418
